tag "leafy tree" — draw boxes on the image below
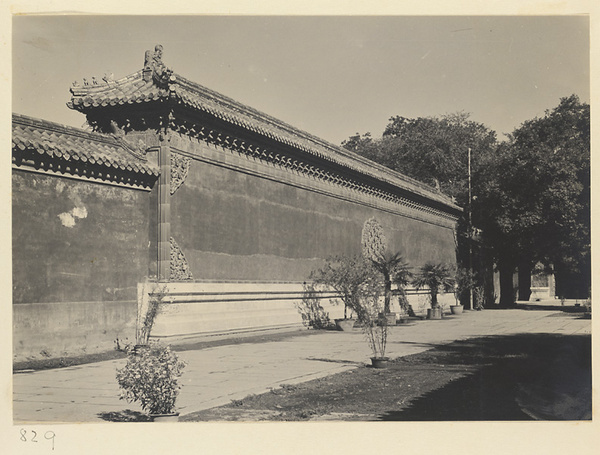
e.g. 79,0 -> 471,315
344,113 -> 498,308
474,95 -> 590,303
343,112 -> 497,205
310,255 -> 379,319
343,96 -> 589,304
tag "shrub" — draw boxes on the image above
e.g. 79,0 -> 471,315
116,343 -> 186,415
413,262 -> 455,309
473,285 -> 485,310
361,218 -> 412,314
454,267 -> 475,306
310,255 -> 379,319
294,283 -> 333,329
352,278 -> 388,359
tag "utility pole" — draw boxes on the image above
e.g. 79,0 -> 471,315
468,147 -> 473,310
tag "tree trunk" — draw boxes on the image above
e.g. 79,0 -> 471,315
518,260 -> 532,301
498,261 -> 516,307
431,290 -> 438,308
383,272 -> 392,314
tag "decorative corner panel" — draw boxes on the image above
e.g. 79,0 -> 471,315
170,236 -> 193,281
170,152 -> 191,195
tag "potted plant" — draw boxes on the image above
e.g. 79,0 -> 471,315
413,262 -> 455,320
116,343 -> 186,422
352,276 -> 390,368
451,267 -> 474,315
361,217 -> 412,324
310,255 -> 377,331
371,252 -> 412,325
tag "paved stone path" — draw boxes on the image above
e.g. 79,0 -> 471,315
13,308 -> 590,423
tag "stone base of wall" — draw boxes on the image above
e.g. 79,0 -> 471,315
142,282 -> 458,344
145,282 -> 343,343
13,301 -> 137,363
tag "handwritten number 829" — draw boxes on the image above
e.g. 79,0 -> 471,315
19,429 -> 55,450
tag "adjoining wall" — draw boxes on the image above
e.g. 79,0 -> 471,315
13,301 -> 137,363
12,171 -> 152,361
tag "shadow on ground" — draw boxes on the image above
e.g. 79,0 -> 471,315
97,410 -> 152,422
380,333 -> 591,421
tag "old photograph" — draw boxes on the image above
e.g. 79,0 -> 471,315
8,10 -> 594,453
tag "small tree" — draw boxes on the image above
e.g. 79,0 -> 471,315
352,276 -> 388,359
370,252 -> 412,314
294,283 -> 333,329
393,259 -> 413,315
310,255 -> 378,319
413,262 -> 455,309
454,267 -> 475,306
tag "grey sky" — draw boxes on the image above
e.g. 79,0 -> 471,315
13,15 -> 589,145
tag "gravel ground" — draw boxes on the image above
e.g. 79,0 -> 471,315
181,332 -> 591,421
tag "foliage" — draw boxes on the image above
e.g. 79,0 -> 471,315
342,113 -> 497,303
344,96 -> 590,303
412,262 -> 455,309
454,267 -> 475,305
294,283 -> 333,329
310,255 -> 379,319
360,218 -> 412,314
371,251 -> 412,314
343,112 -> 497,203
474,95 -> 590,302
351,278 -> 388,359
473,286 -> 485,310
310,255 -> 389,358
116,343 -> 186,415
138,284 -> 167,345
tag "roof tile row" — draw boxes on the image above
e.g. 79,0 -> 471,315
68,66 -> 458,210
12,114 -> 159,177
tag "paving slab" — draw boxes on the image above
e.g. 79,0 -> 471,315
13,308 -> 590,423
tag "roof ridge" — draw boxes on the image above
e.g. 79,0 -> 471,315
172,75 -> 449,202
13,113 -> 119,147
66,51 -> 457,208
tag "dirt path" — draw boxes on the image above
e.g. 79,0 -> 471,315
181,332 -> 591,421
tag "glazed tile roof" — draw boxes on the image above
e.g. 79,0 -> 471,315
12,114 -> 159,176
69,66 -> 459,211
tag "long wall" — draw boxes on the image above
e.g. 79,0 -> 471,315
169,135 -> 457,283
12,170 -> 153,362
146,133 -> 458,341
13,120 -> 459,360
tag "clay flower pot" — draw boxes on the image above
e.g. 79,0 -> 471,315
151,412 -> 180,422
335,318 -> 357,331
450,305 -> 464,315
370,357 -> 390,369
427,307 -> 443,320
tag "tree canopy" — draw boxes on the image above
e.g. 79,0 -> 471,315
342,95 -> 590,302
474,95 -> 590,300
342,112 -> 497,206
